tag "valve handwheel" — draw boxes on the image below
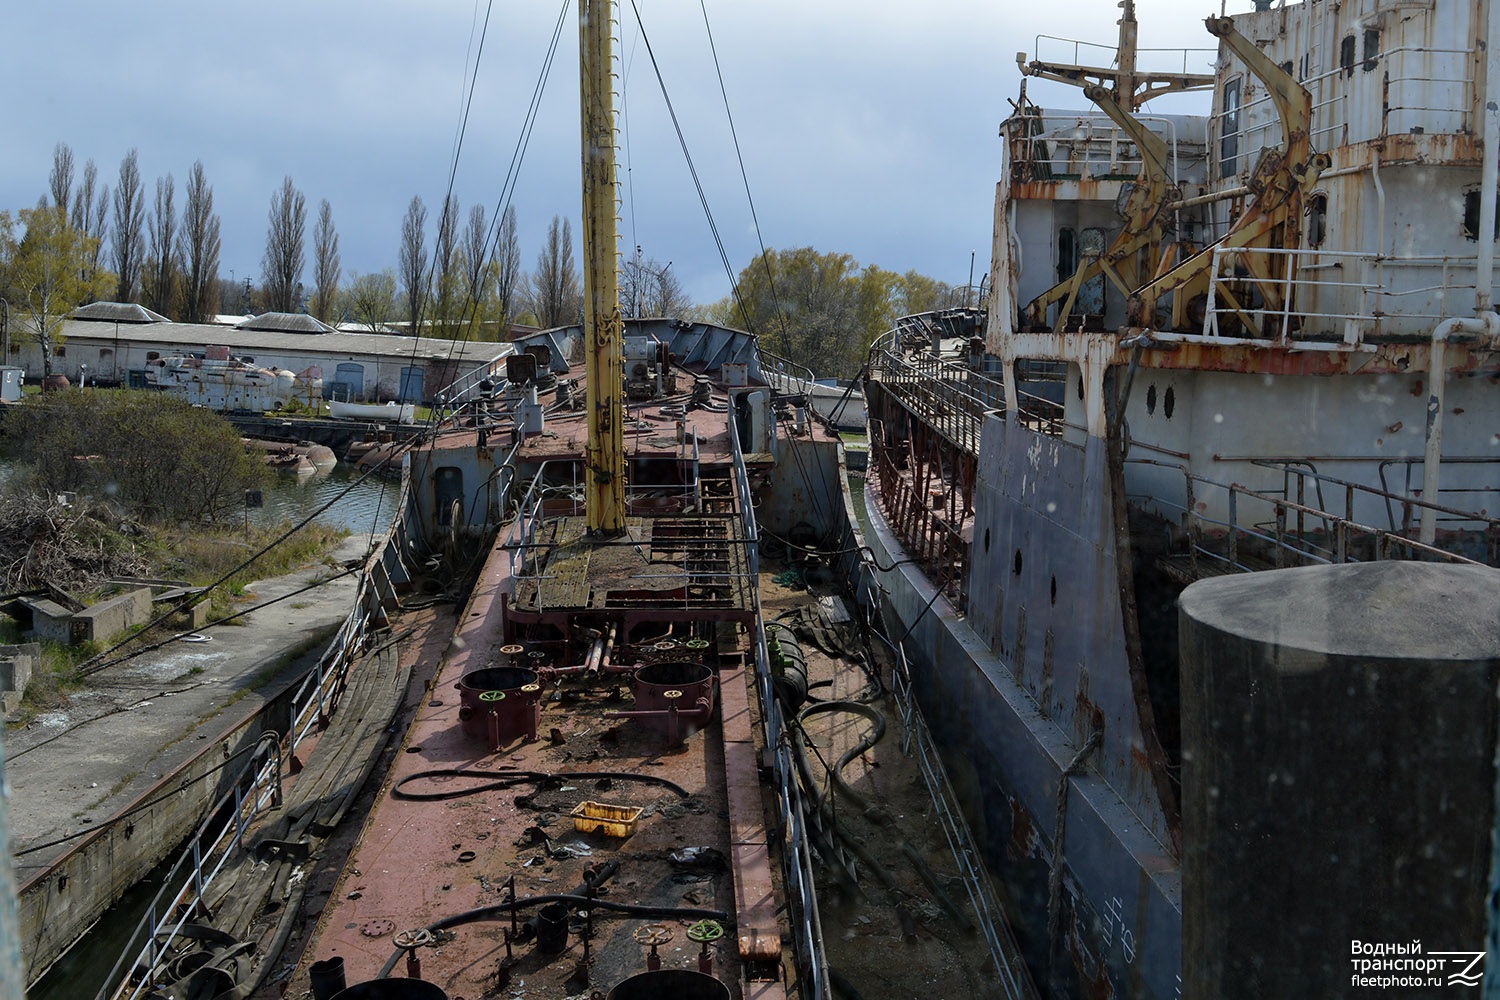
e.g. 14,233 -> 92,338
632,923 -> 673,947
686,919 -> 724,943
393,928 -> 434,949
479,690 -> 506,702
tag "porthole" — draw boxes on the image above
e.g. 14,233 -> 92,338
1050,576 -> 1058,605
984,528 -> 991,552
1164,385 -> 1176,419
1013,549 -> 1023,576
1146,384 -> 1157,415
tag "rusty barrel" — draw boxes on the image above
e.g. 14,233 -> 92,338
455,666 -> 542,749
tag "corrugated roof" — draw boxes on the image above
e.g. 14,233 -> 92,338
236,312 -> 334,334
54,316 -> 514,363
70,302 -> 172,324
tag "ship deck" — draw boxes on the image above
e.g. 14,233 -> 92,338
280,514 -> 789,1000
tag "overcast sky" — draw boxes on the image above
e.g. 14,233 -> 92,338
1,0 -> 1250,308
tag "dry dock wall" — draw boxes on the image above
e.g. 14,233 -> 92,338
18,680 -> 301,986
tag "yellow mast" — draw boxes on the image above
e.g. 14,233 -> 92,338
580,0 -> 626,536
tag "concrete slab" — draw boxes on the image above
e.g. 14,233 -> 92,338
7,533 -> 374,872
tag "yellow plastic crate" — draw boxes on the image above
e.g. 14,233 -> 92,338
570,800 -> 644,838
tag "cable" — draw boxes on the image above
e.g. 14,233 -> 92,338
393,767 -> 690,802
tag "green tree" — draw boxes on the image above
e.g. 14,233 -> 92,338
4,390 -> 268,522
0,204 -> 111,377
724,247 -> 897,378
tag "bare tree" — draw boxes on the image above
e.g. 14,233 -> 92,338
179,161 -> 222,323
398,195 -> 428,332
622,252 -> 690,318
48,143 -> 75,220
111,149 -> 146,302
433,194 -> 459,332
70,159 -> 109,293
344,270 -> 398,333
261,176 -> 307,313
312,199 -> 341,322
143,174 -> 179,317
528,215 -> 580,328
495,204 -> 522,327
459,203 -> 489,331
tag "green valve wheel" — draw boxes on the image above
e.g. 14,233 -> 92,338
686,638 -> 711,650
478,690 -> 506,702
686,919 -> 724,943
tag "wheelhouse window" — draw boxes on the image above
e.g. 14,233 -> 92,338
1461,189 -> 1500,241
1340,35 -> 1356,77
1363,28 -> 1380,71
1221,77 -> 1242,178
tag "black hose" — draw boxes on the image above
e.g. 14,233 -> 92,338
376,894 -> 729,977
392,767 -> 691,801
797,701 -> 889,823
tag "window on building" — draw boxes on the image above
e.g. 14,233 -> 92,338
1308,193 -> 1328,248
1221,77 -> 1242,178
1340,35 -> 1356,77
146,351 -> 160,361
54,346 -> 65,357
1363,28 -> 1380,71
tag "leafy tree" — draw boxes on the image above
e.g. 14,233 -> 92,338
723,246 -> 896,377
343,270 -> 397,333
398,195 -> 428,332
143,174 -> 179,317
893,269 -> 967,316
261,176 -> 307,312
179,161 -> 222,323
111,149 -> 146,303
312,199 -> 341,322
4,390 -> 268,522
0,204 -> 111,376
527,215 -> 580,328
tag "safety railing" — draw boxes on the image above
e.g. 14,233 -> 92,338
1128,457 -> 1498,574
733,405 -> 831,1000
101,735 -> 283,1000
762,350 -> 819,397
1006,112 -> 1207,187
1201,246 -> 1500,343
868,340 -> 1004,458
1029,33 -> 1215,82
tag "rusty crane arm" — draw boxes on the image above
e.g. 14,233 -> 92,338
1128,15 -> 1330,332
1023,84 -> 1182,332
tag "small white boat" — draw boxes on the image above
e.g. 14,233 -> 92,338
328,400 -> 416,424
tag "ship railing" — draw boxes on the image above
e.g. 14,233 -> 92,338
1029,32 -> 1215,83
1128,457 -> 1498,574
101,734 -> 284,1000
868,624 -> 1041,1000
1007,111 -> 1203,187
868,345 -> 1001,456
731,408 -> 832,1000
762,349 -> 819,397
1201,245 -> 1500,344
867,421 -> 970,613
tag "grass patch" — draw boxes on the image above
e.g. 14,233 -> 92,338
12,638 -> 104,724
145,521 -> 348,620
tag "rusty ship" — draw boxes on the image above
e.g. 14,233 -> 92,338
860,1 -> 1500,997
76,3 -> 1029,1000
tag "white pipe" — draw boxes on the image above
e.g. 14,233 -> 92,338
1420,313 -> 1500,545
1479,0 -> 1500,314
